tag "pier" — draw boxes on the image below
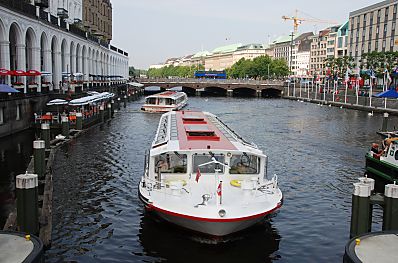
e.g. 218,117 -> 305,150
2,89 -> 143,248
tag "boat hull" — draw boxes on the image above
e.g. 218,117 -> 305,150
141,102 -> 187,113
147,204 -> 279,236
138,188 -> 281,236
365,154 -> 398,192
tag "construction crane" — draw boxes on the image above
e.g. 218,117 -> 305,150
282,10 -> 338,34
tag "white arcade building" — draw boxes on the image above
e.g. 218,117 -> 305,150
0,1 -> 129,93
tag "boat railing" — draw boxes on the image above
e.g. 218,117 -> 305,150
143,177 -> 191,197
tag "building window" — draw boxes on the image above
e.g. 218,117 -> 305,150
393,22 -> 396,31
391,37 -> 395,47
16,105 -> 21,121
0,107 -> 4,125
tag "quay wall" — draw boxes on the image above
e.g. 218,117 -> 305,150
0,95 -> 49,138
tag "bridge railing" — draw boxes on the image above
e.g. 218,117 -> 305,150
138,78 -> 285,85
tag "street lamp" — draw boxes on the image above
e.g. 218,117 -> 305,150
289,32 -> 294,75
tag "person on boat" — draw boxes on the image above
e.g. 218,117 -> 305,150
156,159 -> 169,172
371,143 -> 380,154
382,135 -> 398,150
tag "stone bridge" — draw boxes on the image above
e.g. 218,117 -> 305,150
138,78 -> 286,97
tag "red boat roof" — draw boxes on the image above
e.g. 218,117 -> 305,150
176,111 -> 237,150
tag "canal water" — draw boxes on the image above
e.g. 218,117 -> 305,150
1,97 -> 392,261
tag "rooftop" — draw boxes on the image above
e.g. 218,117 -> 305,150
211,43 -> 243,54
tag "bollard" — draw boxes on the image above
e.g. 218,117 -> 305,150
41,123 -> 50,149
383,183 -> 398,230
117,97 -> 121,111
100,105 -> 105,123
350,182 -> 372,238
16,173 -> 38,234
76,112 -> 83,130
124,95 -> 127,108
111,99 -> 115,117
33,140 -> 45,179
107,103 -> 112,119
382,112 -> 389,132
358,176 -> 375,231
61,115 -> 69,138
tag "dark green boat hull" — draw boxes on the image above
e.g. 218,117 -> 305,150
365,153 -> 398,193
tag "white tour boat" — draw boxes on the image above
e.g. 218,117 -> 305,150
138,111 -> 283,236
141,91 -> 188,112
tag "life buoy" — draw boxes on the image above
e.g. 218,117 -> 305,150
230,179 -> 241,187
165,179 -> 187,187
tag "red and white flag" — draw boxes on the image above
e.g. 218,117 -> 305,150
217,182 -> 222,197
195,168 -> 201,183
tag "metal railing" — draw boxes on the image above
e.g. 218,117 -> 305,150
0,0 -> 36,17
69,24 -> 87,38
140,78 -> 285,85
50,14 -> 58,26
39,8 -> 48,21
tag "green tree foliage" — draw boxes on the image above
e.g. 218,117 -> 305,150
360,51 -> 398,78
129,67 -> 147,77
324,56 -> 355,77
226,55 -> 289,79
147,64 -> 204,78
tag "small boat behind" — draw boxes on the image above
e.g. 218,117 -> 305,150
138,111 -> 283,236
141,91 -> 187,112
366,138 -> 398,192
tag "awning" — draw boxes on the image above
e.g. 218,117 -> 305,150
127,82 -> 144,88
46,99 -> 68,106
68,92 -> 114,106
25,70 -> 41,76
0,84 -> 20,93
10,70 -> 26,76
0,68 -> 10,76
374,89 -> 398,98
41,71 -> 52,76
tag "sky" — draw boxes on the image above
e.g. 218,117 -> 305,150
111,0 -> 377,69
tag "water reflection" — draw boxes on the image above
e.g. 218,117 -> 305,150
138,212 -> 281,263
43,97 -> 394,262
0,129 -> 35,227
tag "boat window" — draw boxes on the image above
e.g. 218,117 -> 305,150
146,98 -> 157,105
154,153 -> 187,173
395,150 -> 398,160
229,154 -> 259,174
193,154 -> 225,173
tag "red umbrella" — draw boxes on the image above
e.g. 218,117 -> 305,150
0,68 -> 10,76
25,70 -> 42,76
10,70 -> 26,76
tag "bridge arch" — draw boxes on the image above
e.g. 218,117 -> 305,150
232,87 -> 257,97
261,88 -> 282,98
203,86 -> 227,97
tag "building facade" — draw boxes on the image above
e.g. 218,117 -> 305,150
48,0 -> 83,24
0,0 -> 128,93
83,0 -> 112,43
348,0 -> 398,62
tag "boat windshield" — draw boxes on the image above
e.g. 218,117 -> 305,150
146,97 -> 157,105
154,153 -> 187,173
229,154 -> 259,174
193,154 -> 225,173
158,98 -> 173,105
